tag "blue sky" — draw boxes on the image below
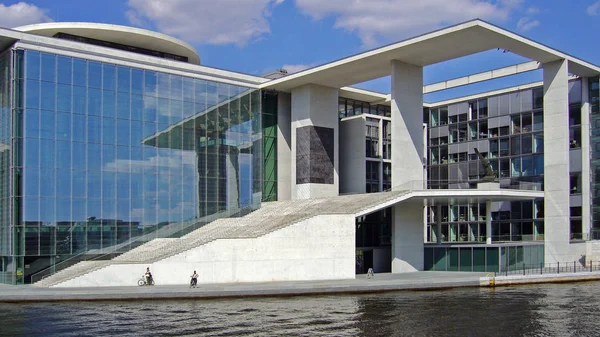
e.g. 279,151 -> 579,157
1,0 -> 599,102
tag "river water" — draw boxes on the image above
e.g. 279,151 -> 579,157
1,282 -> 600,336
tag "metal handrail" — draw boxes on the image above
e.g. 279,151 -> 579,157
494,260 -> 600,277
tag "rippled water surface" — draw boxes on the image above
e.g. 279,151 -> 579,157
2,282 -> 600,336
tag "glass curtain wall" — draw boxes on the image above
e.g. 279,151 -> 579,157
0,50 -> 12,284
426,87 -> 546,244
7,49 -> 261,283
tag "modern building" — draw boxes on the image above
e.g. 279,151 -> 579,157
0,20 -> 598,286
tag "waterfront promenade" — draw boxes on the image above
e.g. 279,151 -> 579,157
2,270 -> 600,303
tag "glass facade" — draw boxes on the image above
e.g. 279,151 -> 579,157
1,49 -> 263,284
0,50 -> 11,284
424,244 -> 544,272
425,81 -> 583,245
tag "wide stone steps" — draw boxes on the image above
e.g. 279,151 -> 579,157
36,190 -> 410,287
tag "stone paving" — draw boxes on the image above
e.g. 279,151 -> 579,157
1,272 -> 486,302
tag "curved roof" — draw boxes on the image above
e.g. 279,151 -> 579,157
14,22 -> 200,65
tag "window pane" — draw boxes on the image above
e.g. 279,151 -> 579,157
103,64 -> 116,91
103,90 -> 116,118
57,84 -> 72,112
57,56 -> 72,85
40,81 -> 55,111
88,88 -> 101,116
72,114 -> 86,142
73,86 -> 86,114
56,112 -> 71,141
25,79 -> 40,109
41,53 -> 56,83
73,59 -> 87,87
117,66 -> 131,93
24,109 -> 39,139
88,61 -> 102,88
26,51 -> 40,80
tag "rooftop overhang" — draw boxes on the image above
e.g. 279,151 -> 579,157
0,29 -> 19,52
261,19 -> 600,92
15,22 -> 201,65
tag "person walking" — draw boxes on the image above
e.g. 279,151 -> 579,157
190,270 -> 198,288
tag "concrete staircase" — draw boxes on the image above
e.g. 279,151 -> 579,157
35,191 -> 409,287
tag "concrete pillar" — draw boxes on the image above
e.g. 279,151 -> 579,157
290,84 -> 339,199
391,201 -> 424,272
436,204 -> 442,244
277,93 -> 292,201
581,78 -> 591,237
339,117 -> 366,194
486,200 -> 492,244
390,60 -> 424,191
543,59 -> 571,263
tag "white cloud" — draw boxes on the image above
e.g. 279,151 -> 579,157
126,0 -> 284,46
517,17 -> 540,32
588,1 -> 600,16
293,0 -> 524,47
0,2 -> 52,28
526,7 -> 539,14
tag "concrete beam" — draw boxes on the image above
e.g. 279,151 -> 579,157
423,61 -> 540,94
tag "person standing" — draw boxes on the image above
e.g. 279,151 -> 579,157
145,267 -> 153,286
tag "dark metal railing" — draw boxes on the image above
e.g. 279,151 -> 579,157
494,261 -> 600,277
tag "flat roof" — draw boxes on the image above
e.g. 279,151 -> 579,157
15,22 -> 201,65
262,19 -> 600,92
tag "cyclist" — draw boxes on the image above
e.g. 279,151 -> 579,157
145,267 -> 153,286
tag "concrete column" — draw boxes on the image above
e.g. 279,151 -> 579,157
543,59 -> 572,263
436,204 -> 442,244
339,117 -> 366,194
486,200 -> 492,244
391,201 -> 424,272
581,78 -> 591,237
290,84 -> 339,199
277,92 -> 292,201
390,60 -> 424,190
378,118 -> 384,192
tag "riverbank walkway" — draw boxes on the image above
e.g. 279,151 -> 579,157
2,270 -> 600,303
0,272 -> 485,302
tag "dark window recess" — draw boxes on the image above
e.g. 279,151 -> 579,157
53,32 -> 189,63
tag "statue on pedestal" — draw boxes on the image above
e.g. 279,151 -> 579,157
474,147 -> 496,183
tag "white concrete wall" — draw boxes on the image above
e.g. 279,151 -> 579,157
55,214 -> 356,287
543,59 -> 585,263
277,92 -> 292,201
390,60 -> 424,190
586,241 -> 600,266
391,200 -> 424,272
291,84 -> 339,199
339,117 -> 366,194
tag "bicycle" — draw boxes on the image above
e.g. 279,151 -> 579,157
138,275 -> 155,286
